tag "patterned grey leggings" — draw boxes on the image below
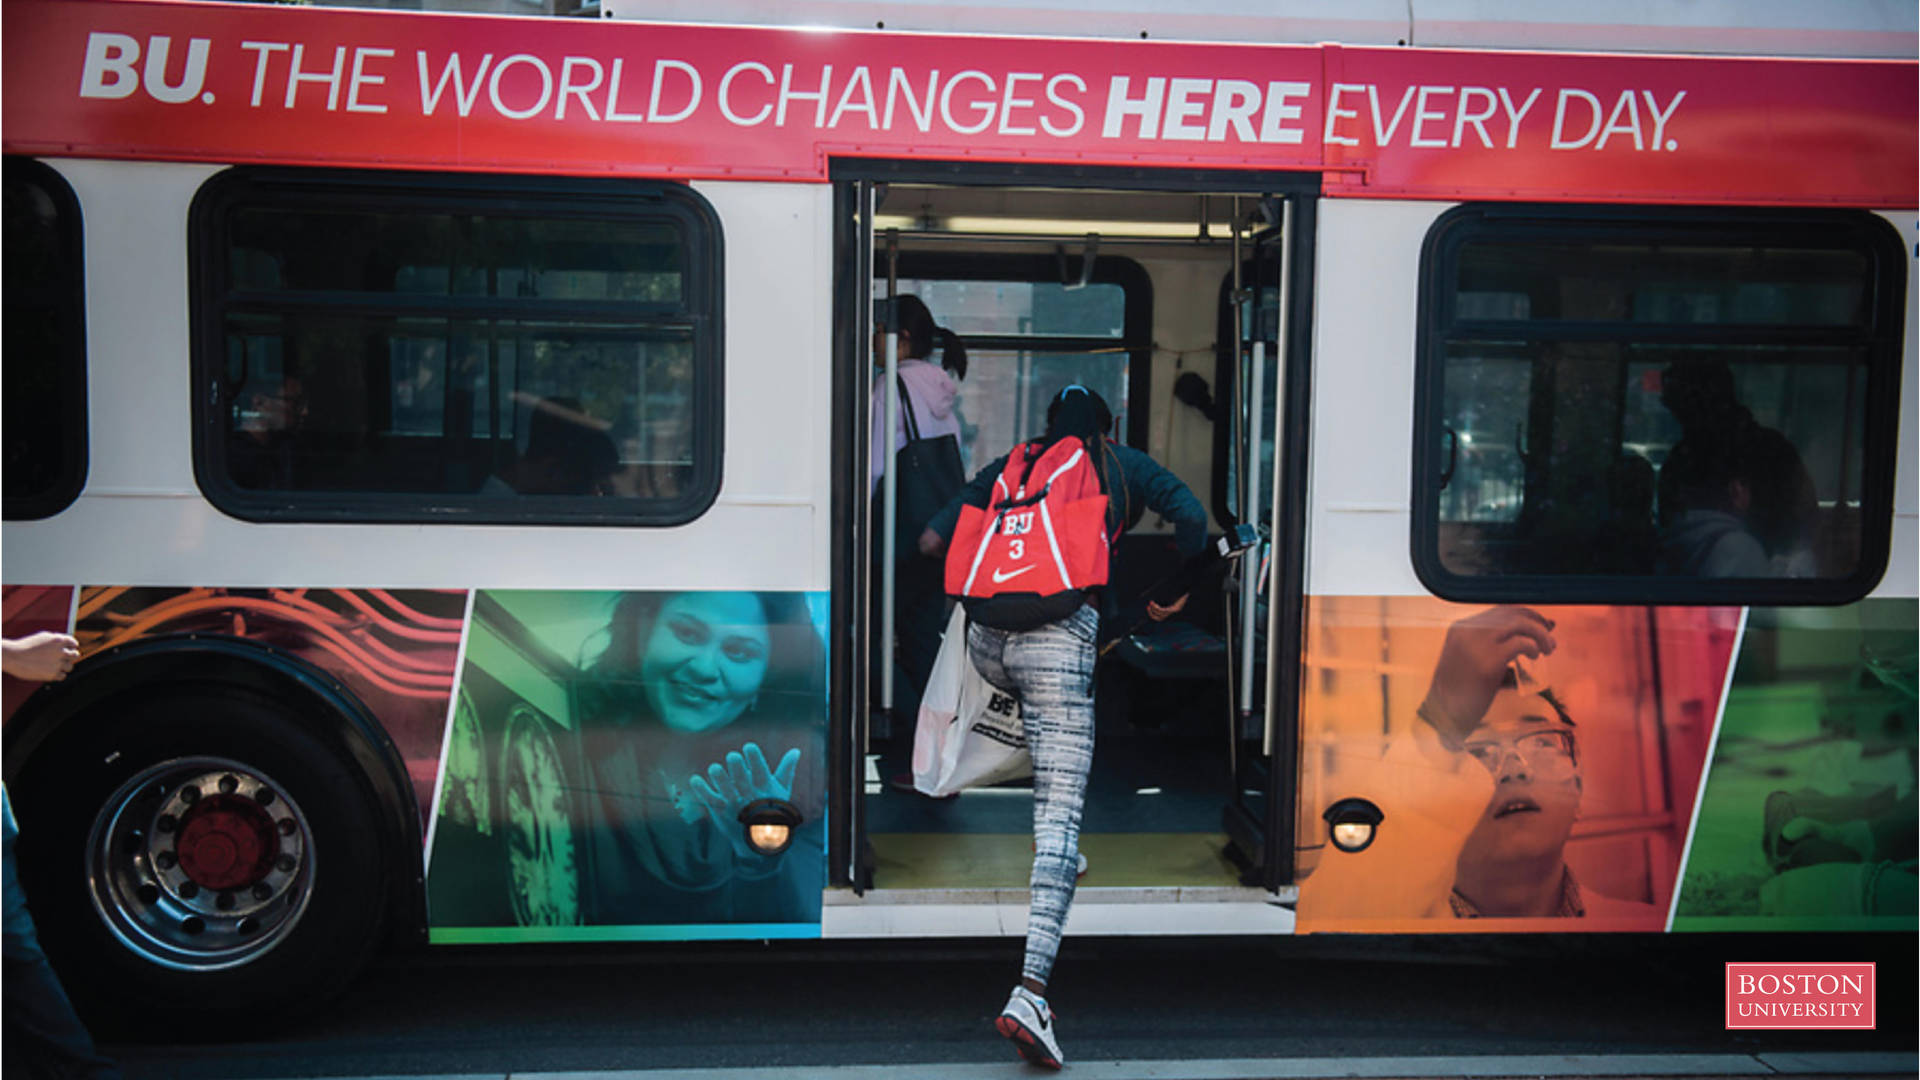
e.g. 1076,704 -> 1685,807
966,603 -> 1098,988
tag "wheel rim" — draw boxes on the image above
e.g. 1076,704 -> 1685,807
87,757 -> 315,971
503,706 -> 579,927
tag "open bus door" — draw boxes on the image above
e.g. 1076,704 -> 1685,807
831,170 -> 1317,906
1219,195 -> 1313,892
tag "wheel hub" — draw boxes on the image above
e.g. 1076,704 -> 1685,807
89,758 -> 315,971
174,794 -> 278,891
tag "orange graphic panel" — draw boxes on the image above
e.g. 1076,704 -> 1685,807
1293,598 -> 1738,933
70,586 -> 465,838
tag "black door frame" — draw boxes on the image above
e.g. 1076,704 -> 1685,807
825,160 -> 1318,891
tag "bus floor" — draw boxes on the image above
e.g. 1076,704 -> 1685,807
864,729 -> 1244,889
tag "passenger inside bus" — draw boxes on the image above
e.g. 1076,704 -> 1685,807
481,395 -> 619,497
227,375 -> 307,490
1656,359 -> 1817,577
869,294 -> 968,783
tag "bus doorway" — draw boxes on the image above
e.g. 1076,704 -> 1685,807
830,166 -> 1316,906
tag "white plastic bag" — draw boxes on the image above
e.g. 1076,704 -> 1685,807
911,605 -> 1030,797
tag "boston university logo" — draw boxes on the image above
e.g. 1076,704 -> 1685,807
1725,963 -> 1875,1029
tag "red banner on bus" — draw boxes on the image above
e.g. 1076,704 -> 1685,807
4,0 -> 1913,206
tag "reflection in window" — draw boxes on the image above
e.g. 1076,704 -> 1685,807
1421,210 -> 1900,597
1438,354 -> 1528,525
896,279 -> 1126,339
197,172 -> 718,524
950,349 -> 1128,470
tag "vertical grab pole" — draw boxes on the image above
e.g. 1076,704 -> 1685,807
878,229 -> 901,719
1236,212 -> 1263,722
1261,197 -> 1295,757
844,179 -> 876,887
1225,200 -> 1246,769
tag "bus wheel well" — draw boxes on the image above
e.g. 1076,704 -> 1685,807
3,638 -> 426,1029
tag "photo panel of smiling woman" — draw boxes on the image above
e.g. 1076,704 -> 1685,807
427,589 -> 830,941
1292,598 -> 1738,933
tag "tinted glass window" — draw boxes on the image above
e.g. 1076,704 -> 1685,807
900,279 -> 1127,338
887,258 -> 1149,469
195,171 -> 720,525
1417,209 -> 1902,604
2,158 -> 87,520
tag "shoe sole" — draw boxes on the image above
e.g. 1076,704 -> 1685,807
994,1014 -> 1062,1069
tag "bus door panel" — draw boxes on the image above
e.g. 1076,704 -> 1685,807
1220,202 -> 1309,890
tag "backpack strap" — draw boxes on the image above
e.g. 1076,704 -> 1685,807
1099,437 -> 1128,541
896,375 -> 921,442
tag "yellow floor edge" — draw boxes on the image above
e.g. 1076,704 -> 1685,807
868,832 -> 1241,889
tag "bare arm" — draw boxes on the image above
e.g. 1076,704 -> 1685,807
2,632 -> 80,682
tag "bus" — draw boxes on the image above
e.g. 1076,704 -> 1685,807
2,0 -> 1913,1025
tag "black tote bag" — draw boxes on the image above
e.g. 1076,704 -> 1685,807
888,376 -> 966,557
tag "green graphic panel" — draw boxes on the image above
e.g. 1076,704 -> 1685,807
427,589 -> 830,940
1673,600 -> 1916,931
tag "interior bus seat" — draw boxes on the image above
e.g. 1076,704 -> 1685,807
1097,533 -> 1229,731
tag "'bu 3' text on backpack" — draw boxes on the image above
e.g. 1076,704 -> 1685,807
945,436 -> 1111,630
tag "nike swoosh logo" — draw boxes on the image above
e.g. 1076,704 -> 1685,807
991,565 -> 1037,584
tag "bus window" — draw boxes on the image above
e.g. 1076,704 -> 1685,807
192,169 -> 721,525
887,254 -> 1151,466
1414,207 -> 1905,605
2,158 -> 87,520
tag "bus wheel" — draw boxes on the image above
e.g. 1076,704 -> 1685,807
89,756 -> 318,974
14,688 -> 390,1030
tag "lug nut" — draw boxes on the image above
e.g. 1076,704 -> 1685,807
157,815 -> 177,833
252,883 -> 274,901
219,775 -> 239,794
179,786 -> 200,805
179,881 -> 199,899
155,851 -> 177,870
216,892 -> 236,911
275,854 -> 296,873
256,788 -> 276,806
277,819 -> 296,836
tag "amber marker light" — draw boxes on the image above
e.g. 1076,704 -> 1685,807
738,798 -> 803,856
1323,797 -> 1384,854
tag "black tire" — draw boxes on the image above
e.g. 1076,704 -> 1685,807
11,684 -> 389,1034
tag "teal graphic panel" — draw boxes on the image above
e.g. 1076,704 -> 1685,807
428,590 -> 829,941
1672,600 -> 1916,931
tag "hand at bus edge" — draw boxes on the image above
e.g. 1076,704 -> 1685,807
1,632 -> 80,682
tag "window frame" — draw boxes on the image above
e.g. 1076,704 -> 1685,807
1411,204 -> 1905,606
889,252 -> 1153,450
3,156 -> 89,521
189,167 -> 723,526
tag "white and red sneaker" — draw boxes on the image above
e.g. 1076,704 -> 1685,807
995,985 -> 1064,1069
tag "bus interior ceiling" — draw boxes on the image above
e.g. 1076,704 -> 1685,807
864,182 -> 1271,892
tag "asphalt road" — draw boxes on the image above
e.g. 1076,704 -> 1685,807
99,931 -> 1915,1078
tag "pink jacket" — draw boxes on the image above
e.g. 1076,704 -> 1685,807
869,358 -> 962,488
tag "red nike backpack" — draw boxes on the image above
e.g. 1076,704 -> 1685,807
944,435 -> 1113,630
